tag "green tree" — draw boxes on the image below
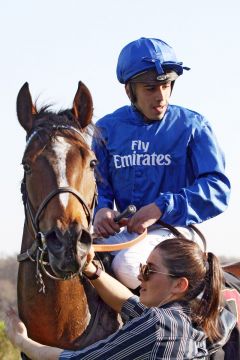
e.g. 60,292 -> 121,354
0,321 -> 20,360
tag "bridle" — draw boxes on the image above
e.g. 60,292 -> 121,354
21,183 -> 94,240
17,124 -> 97,292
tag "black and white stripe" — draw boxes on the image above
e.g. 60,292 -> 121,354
60,297 -> 208,360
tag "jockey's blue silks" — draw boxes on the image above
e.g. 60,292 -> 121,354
92,104 -> 230,226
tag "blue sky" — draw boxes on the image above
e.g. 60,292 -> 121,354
1,0 -> 239,257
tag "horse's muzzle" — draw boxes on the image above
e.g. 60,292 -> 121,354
44,225 -> 92,278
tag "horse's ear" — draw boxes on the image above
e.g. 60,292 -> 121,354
72,81 -> 93,129
17,82 -> 37,132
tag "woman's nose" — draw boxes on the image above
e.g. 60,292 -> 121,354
138,272 -> 143,282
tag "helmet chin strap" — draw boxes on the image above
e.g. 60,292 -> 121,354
126,83 -> 146,119
125,82 -> 137,103
171,81 -> 175,92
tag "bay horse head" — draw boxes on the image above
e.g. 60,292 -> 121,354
17,82 -> 97,283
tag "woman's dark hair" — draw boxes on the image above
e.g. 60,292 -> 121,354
155,237 -> 223,342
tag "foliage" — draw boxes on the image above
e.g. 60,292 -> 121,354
0,255 -> 18,321
0,321 -> 20,360
0,256 -> 19,358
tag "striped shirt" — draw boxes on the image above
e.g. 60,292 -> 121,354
59,296 -> 208,359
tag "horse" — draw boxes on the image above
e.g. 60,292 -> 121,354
16,81 -> 240,357
223,262 -> 240,279
17,81 -> 121,355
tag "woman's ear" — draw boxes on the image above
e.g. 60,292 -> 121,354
172,277 -> 189,296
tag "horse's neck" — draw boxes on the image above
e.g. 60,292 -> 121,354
18,228 -> 121,349
18,226 -> 91,348
69,277 -> 122,348
18,263 -> 121,349
18,262 -> 92,348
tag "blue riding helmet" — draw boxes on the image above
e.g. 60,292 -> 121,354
116,37 -> 190,84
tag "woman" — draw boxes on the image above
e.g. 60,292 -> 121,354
5,238 -> 234,359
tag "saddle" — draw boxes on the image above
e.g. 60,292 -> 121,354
208,272 -> 240,359
216,272 -> 240,359
206,309 -> 238,359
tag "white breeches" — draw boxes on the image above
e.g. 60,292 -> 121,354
94,226 -> 201,289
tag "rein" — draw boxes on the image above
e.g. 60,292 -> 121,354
20,182 -> 94,240
92,221 -> 206,253
92,229 -> 147,252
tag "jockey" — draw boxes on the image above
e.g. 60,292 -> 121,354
92,37 -> 231,289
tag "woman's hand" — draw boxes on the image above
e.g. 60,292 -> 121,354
83,246 -> 98,278
84,246 -> 95,270
5,307 -> 63,359
5,307 -> 28,348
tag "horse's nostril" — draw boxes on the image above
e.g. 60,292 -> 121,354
45,230 -> 63,253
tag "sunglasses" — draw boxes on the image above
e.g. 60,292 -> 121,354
139,263 -> 176,281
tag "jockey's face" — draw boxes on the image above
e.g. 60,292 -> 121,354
138,248 -> 183,307
127,81 -> 172,120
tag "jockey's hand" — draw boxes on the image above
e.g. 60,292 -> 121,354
5,307 -> 28,348
93,208 -> 121,238
127,203 -> 162,234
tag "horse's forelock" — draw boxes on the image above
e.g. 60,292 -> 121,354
23,114 -> 95,166
30,105 -> 94,136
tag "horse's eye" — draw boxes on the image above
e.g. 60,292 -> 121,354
22,163 -> 31,174
90,159 -> 98,169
